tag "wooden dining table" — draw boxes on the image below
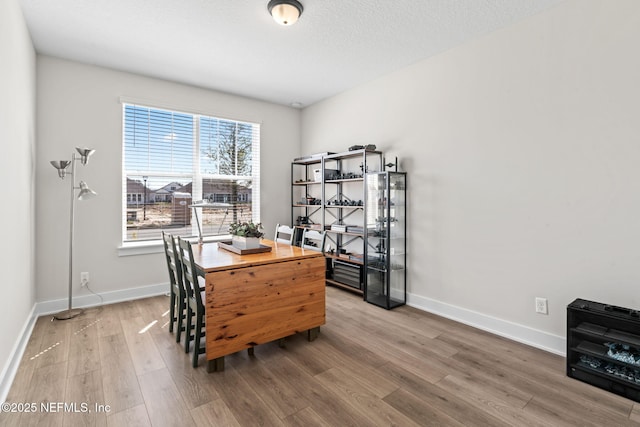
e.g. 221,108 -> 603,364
189,239 -> 326,372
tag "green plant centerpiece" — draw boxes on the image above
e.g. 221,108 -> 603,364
229,221 -> 264,250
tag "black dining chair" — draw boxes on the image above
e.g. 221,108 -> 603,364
177,237 -> 207,368
162,232 -> 187,343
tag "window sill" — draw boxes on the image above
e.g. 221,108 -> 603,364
118,240 -> 164,257
118,235 -> 231,257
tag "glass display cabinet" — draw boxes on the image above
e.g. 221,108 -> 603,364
364,171 -> 406,309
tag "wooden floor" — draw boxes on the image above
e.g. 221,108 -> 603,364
2,286 -> 640,427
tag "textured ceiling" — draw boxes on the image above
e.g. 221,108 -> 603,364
19,0 -> 564,107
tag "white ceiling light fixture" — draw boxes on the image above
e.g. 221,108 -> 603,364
268,0 -> 303,26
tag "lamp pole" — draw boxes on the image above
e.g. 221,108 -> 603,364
143,176 -> 148,221
61,153 -> 81,320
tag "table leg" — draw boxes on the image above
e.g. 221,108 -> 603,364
307,327 -> 320,341
207,356 -> 225,373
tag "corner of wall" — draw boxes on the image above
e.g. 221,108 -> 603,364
0,305 -> 37,403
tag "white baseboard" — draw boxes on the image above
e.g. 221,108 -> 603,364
0,305 -> 37,404
34,283 -> 169,316
0,282 -> 169,403
407,292 -> 566,356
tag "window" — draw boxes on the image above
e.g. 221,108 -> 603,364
122,104 -> 260,243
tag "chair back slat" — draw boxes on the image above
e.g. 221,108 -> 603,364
275,223 -> 295,245
162,232 -> 183,290
301,229 -> 325,252
177,237 -> 205,308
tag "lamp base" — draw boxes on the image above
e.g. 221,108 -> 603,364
53,308 -> 84,320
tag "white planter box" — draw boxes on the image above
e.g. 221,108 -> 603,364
232,236 -> 261,250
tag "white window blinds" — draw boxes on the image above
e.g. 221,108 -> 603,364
122,104 -> 260,243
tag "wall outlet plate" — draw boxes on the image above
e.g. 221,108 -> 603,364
81,272 -> 89,286
535,297 -> 548,315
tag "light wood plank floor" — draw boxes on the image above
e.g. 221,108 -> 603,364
2,286 -> 639,426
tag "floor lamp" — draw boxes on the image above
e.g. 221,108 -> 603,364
50,147 -> 97,320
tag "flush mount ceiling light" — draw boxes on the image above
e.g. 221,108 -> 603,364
268,0 -> 303,26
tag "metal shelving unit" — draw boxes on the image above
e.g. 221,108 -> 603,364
322,150 -> 382,294
291,156 -> 324,245
291,149 -> 383,294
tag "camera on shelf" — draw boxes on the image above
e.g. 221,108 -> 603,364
348,144 -> 376,151
328,171 -> 364,180
326,199 -> 363,206
304,197 -> 321,205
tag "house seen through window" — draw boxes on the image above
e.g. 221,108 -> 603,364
122,104 -> 260,243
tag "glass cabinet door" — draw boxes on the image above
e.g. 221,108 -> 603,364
365,171 -> 406,309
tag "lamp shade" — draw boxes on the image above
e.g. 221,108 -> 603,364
77,181 -> 97,200
268,0 -> 303,25
51,160 -> 71,178
76,147 -> 96,165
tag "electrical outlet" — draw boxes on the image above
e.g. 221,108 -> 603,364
80,272 -> 89,287
535,297 -> 548,315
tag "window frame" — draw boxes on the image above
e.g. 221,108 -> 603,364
119,101 -> 261,254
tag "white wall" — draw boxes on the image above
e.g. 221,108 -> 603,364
301,0 -> 640,350
0,0 -> 37,399
36,56 -> 300,302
